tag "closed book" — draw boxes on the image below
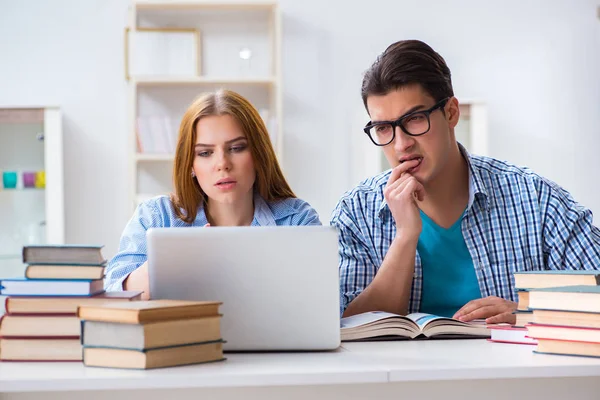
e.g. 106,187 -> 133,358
528,285 -> 600,313
514,310 -> 534,327
22,245 -> 106,265
517,290 -> 529,311
0,338 -> 82,361
78,300 -> 221,324
83,340 -> 225,369
527,324 -> 600,343
5,291 -> 143,315
0,278 -> 104,296
514,270 -> 600,290
489,325 -> 537,345
0,315 -> 80,337
25,264 -> 106,280
535,338 -> 600,358
532,309 -> 600,329
82,316 -> 221,350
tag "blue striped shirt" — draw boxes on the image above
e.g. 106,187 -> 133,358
105,194 -> 321,291
331,146 -> 600,316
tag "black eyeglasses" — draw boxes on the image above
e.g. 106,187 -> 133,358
364,97 -> 450,146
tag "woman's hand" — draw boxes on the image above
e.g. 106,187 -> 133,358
123,262 -> 150,300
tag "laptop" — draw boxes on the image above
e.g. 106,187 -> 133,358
147,225 -> 341,351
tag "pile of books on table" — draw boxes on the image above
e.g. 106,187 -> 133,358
0,244 -> 142,361
79,299 -> 225,369
490,270 -> 600,357
523,271 -> 600,358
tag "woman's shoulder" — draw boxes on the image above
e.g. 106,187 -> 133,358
266,197 -> 321,226
137,195 -> 200,227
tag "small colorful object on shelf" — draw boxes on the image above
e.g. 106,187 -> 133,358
23,172 -> 36,188
35,171 -> 45,189
3,171 -> 17,189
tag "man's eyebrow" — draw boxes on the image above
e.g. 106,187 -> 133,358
372,104 -> 426,123
195,136 -> 247,148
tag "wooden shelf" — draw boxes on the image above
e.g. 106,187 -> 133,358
134,76 -> 276,87
134,1 -> 277,11
135,153 -> 174,162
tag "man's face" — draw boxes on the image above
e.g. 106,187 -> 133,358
366,85 -> 459,186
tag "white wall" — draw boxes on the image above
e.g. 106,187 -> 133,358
0,0 -> 599,258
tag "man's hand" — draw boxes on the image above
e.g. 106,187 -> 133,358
453,296 -> 517,324
384,159 -> 425,241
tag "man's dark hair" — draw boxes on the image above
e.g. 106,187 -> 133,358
361,40 -> 454,110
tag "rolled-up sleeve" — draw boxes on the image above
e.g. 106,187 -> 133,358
104,200 -> 163,291
330,199 -> 378,316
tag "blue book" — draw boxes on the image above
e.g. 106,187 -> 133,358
0,278 -> 105,296
514,270 -> 600,290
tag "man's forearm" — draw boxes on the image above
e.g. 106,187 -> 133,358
343,236 -> 416,317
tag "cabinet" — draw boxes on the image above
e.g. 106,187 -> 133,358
0,107 -> 64,277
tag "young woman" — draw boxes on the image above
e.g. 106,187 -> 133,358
105,90 -> 321,298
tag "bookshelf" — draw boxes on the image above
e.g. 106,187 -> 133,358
126,0 -> 282,210
0,107 -> 65,277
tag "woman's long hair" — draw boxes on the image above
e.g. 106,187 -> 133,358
171,90 -> 295,223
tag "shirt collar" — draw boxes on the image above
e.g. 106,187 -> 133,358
195,192 -> 276,226
377,143 -> 490,220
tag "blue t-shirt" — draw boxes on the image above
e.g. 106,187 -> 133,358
417,210 -> 481,317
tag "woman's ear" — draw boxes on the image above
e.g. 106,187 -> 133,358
191,169 -> 196,178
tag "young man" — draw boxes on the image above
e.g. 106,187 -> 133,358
331,40 -> 600,324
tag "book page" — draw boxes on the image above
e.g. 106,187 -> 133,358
340,311 -> 404,329
406,313 -> 453,329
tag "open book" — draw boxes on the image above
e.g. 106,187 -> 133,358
341,311 -> 490,341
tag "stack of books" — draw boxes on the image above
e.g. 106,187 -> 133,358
79,300 -> 225,369
523,272 -> 600,358
490,271 -> 600,346
0,244 -> 142,361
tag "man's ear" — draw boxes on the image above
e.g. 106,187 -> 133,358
446,97 -> 460,129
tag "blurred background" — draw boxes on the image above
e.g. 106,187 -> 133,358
0,0 -> 599,267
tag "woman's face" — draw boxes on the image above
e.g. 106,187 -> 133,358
192,114 -> 256,205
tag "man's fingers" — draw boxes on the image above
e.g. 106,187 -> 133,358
454,297 -> 501,319
458,305 -> 501,322
386,159 -> 421,187
486,312 -> 516,325
454,299 -> 484,319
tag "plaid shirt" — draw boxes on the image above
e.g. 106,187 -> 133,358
331,147 -> 600,316
105,194 -> 321,292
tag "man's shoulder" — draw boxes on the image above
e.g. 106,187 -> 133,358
469,154 -> 571,201
470,154 -> 536,178
469,154 -> 549,187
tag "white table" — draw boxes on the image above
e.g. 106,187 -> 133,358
1,340 -> 600,400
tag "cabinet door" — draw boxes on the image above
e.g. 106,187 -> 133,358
0,107 -> 64,278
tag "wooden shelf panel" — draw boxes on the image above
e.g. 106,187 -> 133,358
134,76 -> 276,86
135,153 -> 174,162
